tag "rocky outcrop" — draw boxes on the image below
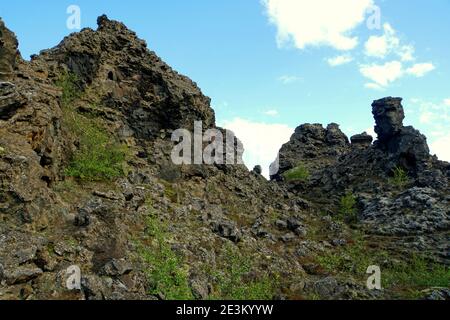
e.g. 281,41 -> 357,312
270,123 -> 350,180
350,132 -> 373,149
274,97 -> 449,263
372,97 -> 431,174
0,16 -> 447,301
34,15 -> 215,140
0,18 -> 19,81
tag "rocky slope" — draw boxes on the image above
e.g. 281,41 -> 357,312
0,16 -> 448,300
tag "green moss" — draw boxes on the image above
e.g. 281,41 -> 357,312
208,243 -> 276,300
138,207 -> 193,300
283,164 -> 310,182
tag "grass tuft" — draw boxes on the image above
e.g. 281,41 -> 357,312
389,166 -> 410,189
283,164 -> 310,182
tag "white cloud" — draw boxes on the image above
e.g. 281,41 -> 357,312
365,126 -> 376,139
419,111 -> 434,124
406,63 -> 435,77
359,61 -> 403,87
364,83 -> 384,91
364,23 -> 415,62
219,117 -> 293,178
264,109 -> 279,116
430,135 -> 450,162
263,0 -> 374,51
398,45 -> 415,62
278,75 -> 301,84
361,61 -> 435,90
410,99 -> 450,162
444,99 -> 450,106
327,55 -> 353,67
365,35 -> 389,58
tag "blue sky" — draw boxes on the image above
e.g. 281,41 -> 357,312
1,1 -> 449,176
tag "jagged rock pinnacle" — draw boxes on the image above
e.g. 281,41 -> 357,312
372,97 -> 405,142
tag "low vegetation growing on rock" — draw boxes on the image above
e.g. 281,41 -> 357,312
282,164 -> 310,181
56,72 -> 128,181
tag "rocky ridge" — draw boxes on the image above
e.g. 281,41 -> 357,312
0,16 -> 448,300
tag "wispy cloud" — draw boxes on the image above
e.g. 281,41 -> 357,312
264,109 -> 279,116
360,61 -> 435,90
364,23 -> 415,61
360,61 -> 403,88
278,75 -> 302,84
327,54 -> 353,67
410,98 -> 450,162
405,63 -> 435,77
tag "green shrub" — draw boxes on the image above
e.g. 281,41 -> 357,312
389,166 -> 410,188
138,209 -> 193,300
208,244 -> 275,300
283,164 -> 310,182
338,192 -> 357,222
55,71 -> 81,107
56,72 -> 127,181
64,117 -> 127,181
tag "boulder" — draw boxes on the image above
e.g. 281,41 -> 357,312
252,165 -> 262,175
211,220 -> 242,243
350,132 -> 373,148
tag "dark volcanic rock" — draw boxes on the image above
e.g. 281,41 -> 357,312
350,132 -> 373,148
252,165 -> 262,175
211,220 -> 242,243
34,14 -> 215,140
372,97 -> 430,173
273,96 -> 449,263
372,97 -> 405,142
0,18 -> 19,81
0,15 -> 447,301
271,123 -> 349,180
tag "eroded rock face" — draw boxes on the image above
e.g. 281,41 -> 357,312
372,97 -> 430,173
274,97 -> 449,262
270,123 -> 350,180
372,97 -> 405,142
34,14 -> 215,140
0,18 -> 19,81
0,16 -> 312,300
0,16 -> 447,301
350,133 -> 373,149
